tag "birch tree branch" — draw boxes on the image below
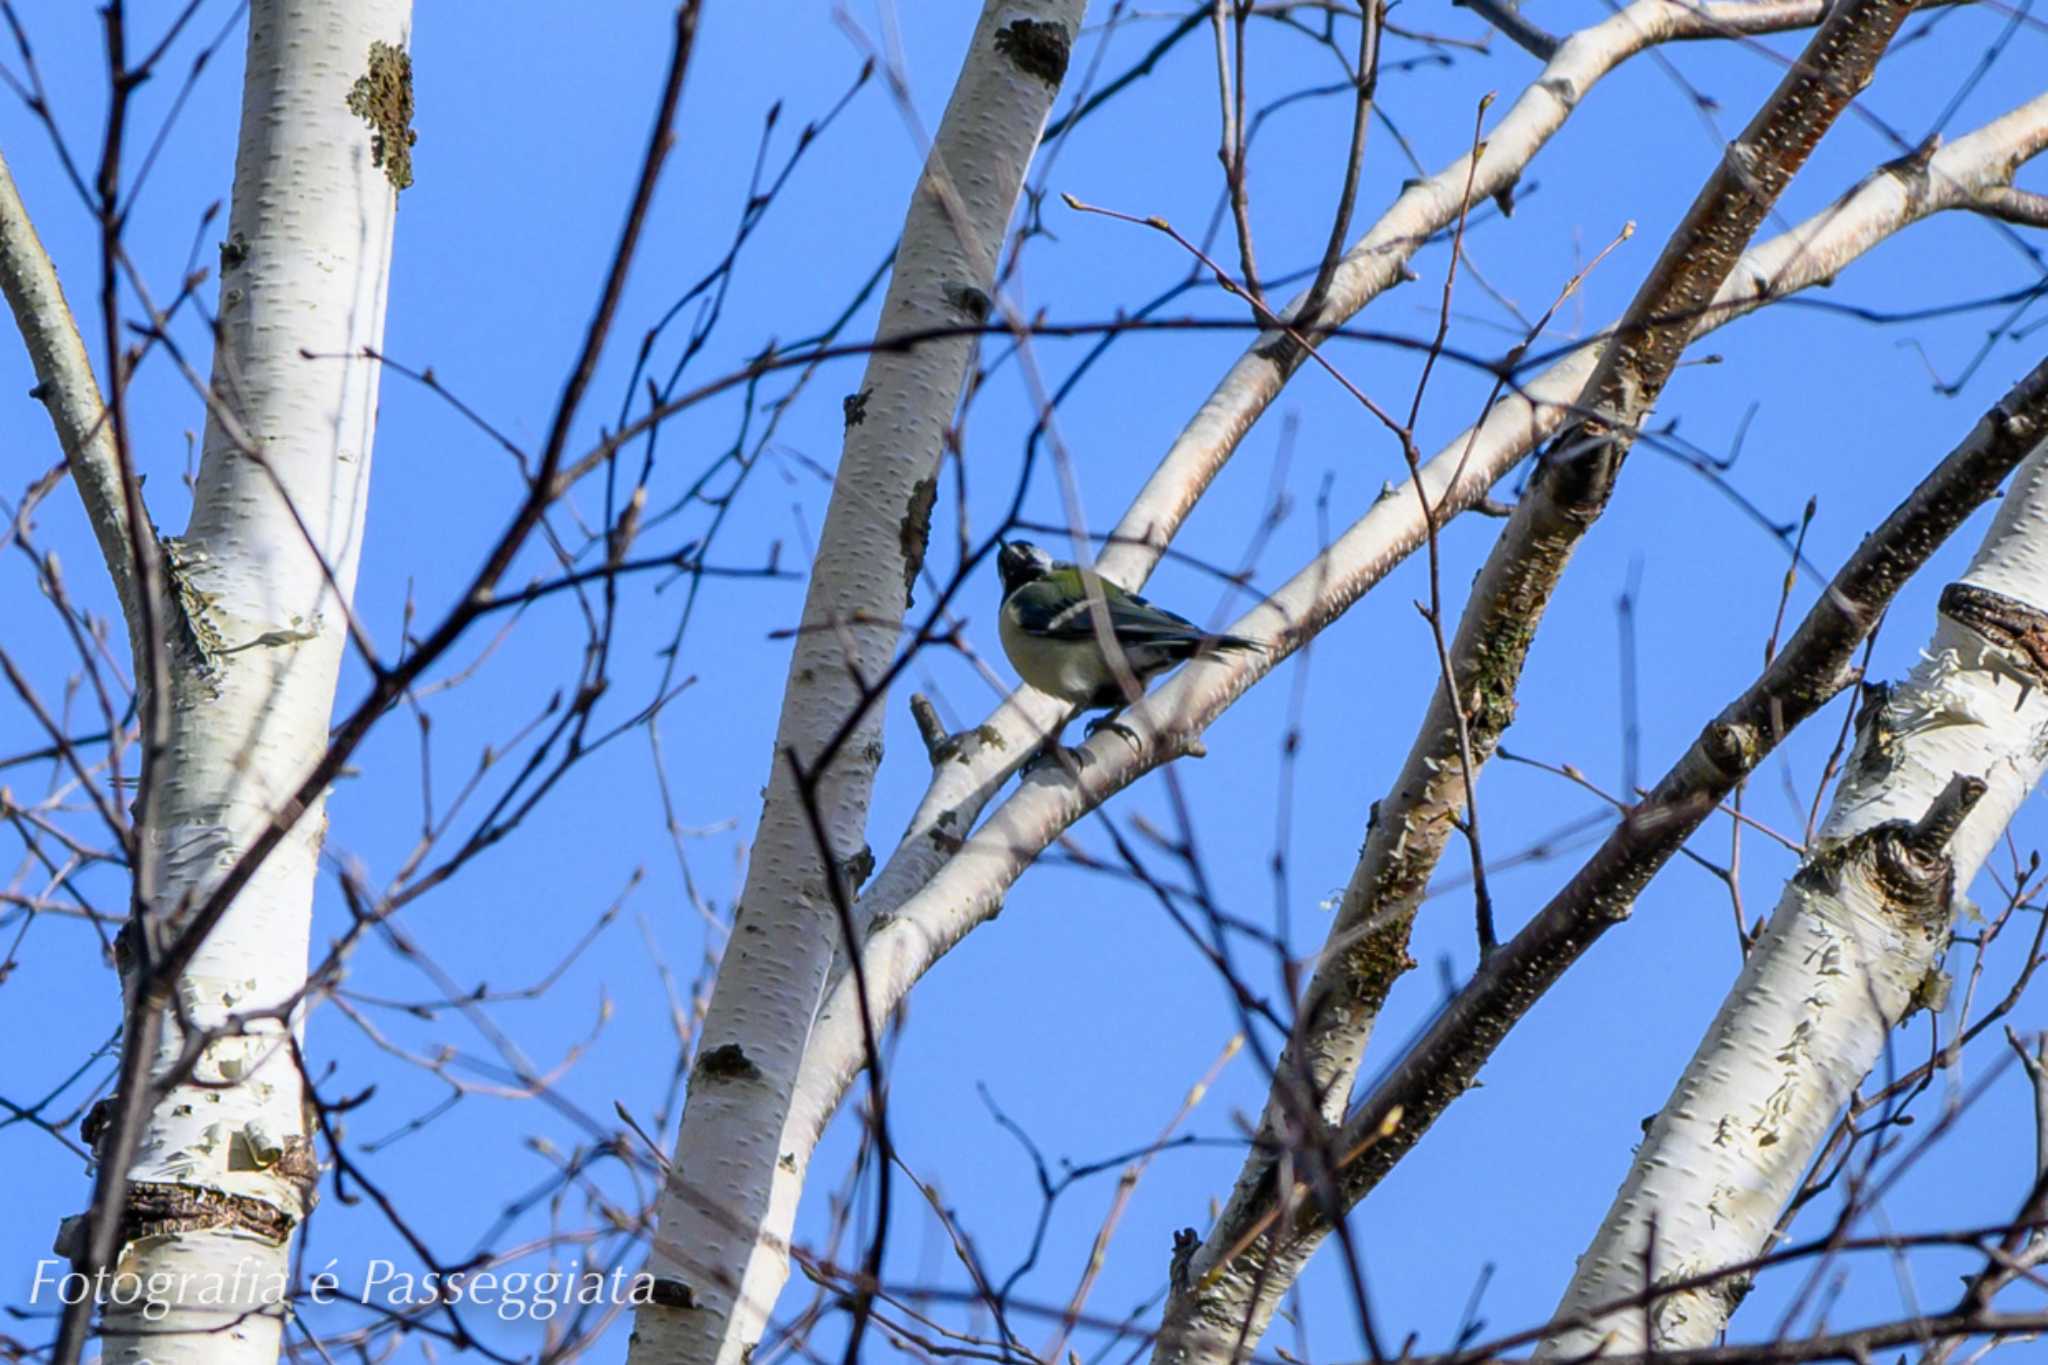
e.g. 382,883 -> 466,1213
2011,1029 -> 2048,1184
0,147 -> 154,643
1452,0 -> 1561,61
854,0 -> 1963,955
1540,398 -> 2048,1357
631,7 -> 1085,1365
1973,184 -> 2048,228
770,96 -> 2048,1365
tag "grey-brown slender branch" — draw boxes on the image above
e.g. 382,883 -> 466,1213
0,146 -> 154,647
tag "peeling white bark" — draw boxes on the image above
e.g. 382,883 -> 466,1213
86,6 -> 409,1362
1539,437 -> 2048,1359
629,6 -> 1083,1364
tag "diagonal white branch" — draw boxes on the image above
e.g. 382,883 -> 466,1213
0,148 -> 154,644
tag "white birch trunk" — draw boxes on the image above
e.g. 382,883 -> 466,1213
1539,431 -> 2048,1358
80,6 -> 409,1360
629,7 -> 1082,1363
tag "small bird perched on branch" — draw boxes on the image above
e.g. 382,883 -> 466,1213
996,540 -> 1262,752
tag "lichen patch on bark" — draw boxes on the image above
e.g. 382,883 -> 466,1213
900,473 -> 938,608
347,41 -> 416,192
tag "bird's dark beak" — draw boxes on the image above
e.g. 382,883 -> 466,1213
996,540 -> 1028,595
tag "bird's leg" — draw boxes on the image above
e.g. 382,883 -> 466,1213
1022,711 -> 1080,775
1021,737 -> 1063,774
1083,705 -> 1142,753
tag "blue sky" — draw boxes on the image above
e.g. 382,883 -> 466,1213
2,1 -> 2046,1360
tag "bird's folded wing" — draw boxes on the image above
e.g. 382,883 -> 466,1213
1015,582 -> 1205,644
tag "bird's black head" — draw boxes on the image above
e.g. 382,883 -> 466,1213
997,540 -> 1054,596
